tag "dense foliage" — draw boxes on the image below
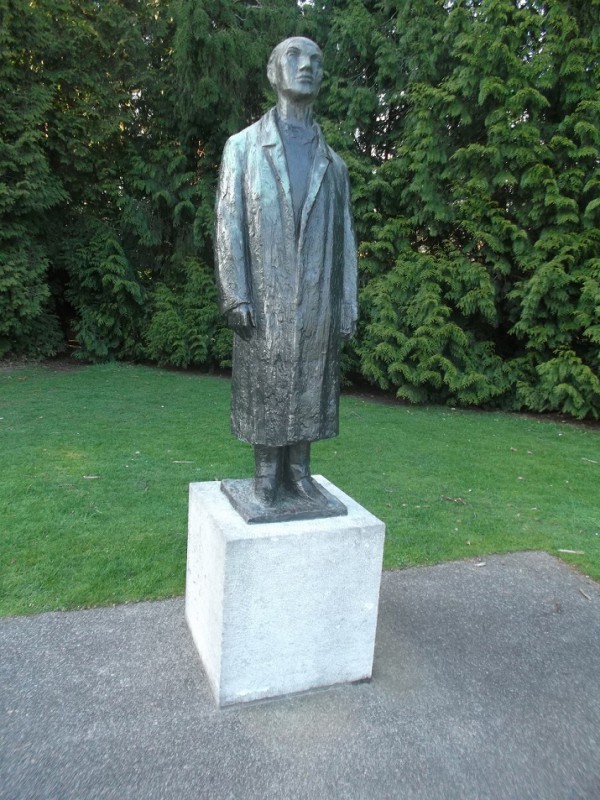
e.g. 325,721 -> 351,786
1,0 -> 599,417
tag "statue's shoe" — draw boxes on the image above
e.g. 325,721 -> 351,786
254,476 -> 278,506
289,476 -> 322,503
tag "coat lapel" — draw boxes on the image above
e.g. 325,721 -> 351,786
261,110 -> 294,232
261,109 -> 332,250
299,128 -> 331,247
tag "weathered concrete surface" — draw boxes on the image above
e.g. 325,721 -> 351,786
1,552 -> 599,800
186,478 -> 385,705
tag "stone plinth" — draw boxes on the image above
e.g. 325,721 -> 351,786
185,477 -> 385,706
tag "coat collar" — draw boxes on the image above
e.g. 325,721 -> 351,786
261,108 -> 332,246
260,107 -> 328,151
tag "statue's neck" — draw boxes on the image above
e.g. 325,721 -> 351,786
276,98 -> 314,128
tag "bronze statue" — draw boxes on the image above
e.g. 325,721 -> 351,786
215,37 -> 358,522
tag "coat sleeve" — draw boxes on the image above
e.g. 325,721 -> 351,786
341,165 -> 359,336
214,133 -> 251,314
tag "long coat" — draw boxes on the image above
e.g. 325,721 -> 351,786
215,108 -> 358,447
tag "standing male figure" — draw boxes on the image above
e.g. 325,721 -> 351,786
215,37 -> 358,512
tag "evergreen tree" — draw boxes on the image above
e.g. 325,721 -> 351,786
2,0 -> 598,417
0,0 -> 150,360
0,0 -> 65,357
314,0 -> 600,417
44,0 -> 150,359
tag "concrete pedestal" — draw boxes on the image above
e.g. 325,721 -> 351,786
185,477 -> 385,706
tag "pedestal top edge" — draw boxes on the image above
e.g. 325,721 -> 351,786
188,476 -> 384,536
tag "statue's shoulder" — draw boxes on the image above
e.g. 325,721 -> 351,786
223,127 -> 252,155
327,146 -> 348,172
322,142 -> 350,183
221,126 -> 255,167
224,112 -> 270,152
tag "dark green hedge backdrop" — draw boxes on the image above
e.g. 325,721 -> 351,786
1,0 -> 599,417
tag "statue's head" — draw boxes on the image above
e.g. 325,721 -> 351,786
267,37 -> 323,104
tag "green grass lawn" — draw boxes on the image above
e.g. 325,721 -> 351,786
1,361 -> 598,616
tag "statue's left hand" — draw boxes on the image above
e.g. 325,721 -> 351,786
227,302 -> 256,341
341,320 -> 357,341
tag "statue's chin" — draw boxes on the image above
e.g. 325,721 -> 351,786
278,84 -> 320,104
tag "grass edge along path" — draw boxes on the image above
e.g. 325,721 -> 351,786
1,362 -> 598,616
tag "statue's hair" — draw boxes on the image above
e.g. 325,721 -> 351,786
267,37 -> 322,89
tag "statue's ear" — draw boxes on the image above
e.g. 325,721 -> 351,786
267,48 -> 279,90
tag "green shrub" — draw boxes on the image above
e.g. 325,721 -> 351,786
145,257 -> 231,368
64,220 -> 146,361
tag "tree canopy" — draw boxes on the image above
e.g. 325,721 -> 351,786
1,0 -> 599,418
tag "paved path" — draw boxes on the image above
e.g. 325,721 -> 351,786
1,552 -> 599,800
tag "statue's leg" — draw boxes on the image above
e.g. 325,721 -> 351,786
254,445 -> 283,506
285,441 -> 322,502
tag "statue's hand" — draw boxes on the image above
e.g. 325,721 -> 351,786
341,319 -> 357,341
227,302 -> 256,341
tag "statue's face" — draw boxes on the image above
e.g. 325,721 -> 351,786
272,38 -> 323,103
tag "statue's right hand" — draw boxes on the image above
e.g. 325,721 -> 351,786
227,302 -> 256,341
